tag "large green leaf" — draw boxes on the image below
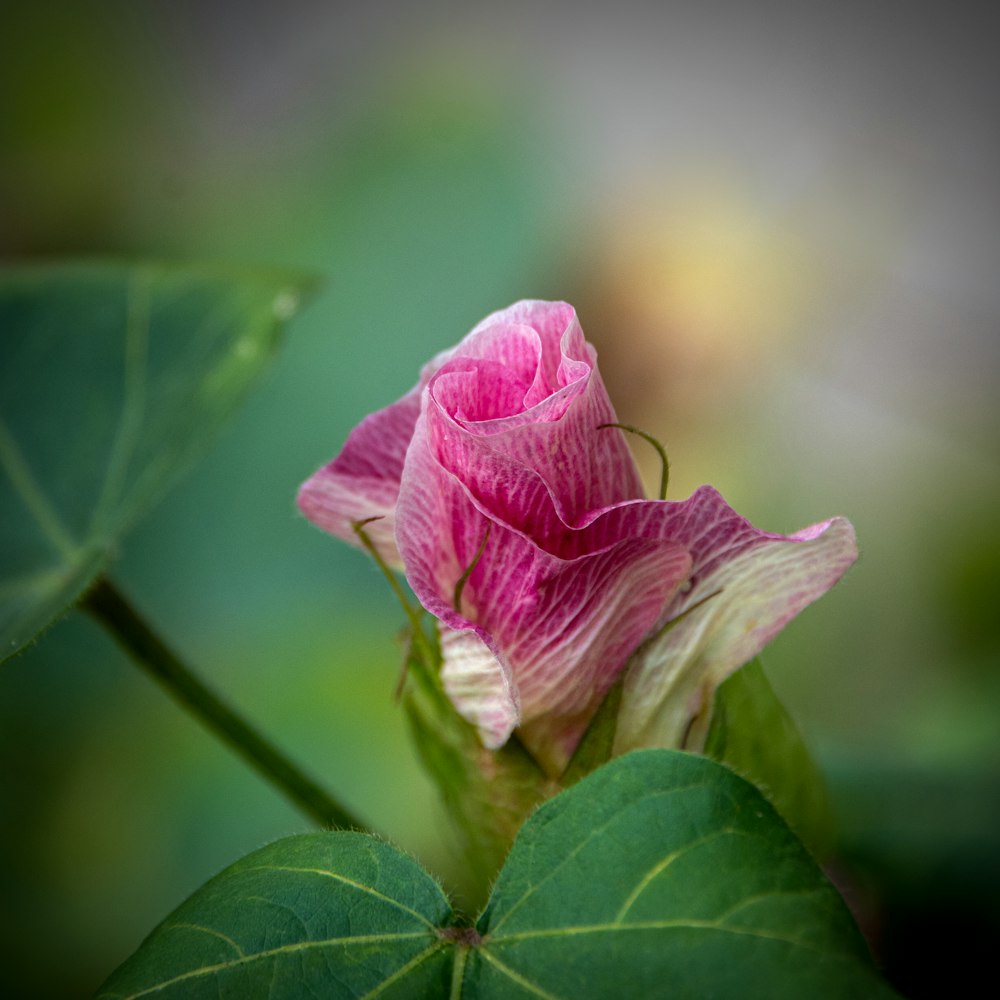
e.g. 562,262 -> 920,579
469,750 -> 893,998
99,752 -> 895,998
96,832 -> 456,999
0,262 -> 308,662
704,659 -> 835,857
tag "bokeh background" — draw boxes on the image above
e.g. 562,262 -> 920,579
2,1 -> 998,996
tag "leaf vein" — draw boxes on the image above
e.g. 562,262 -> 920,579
111,931 -> 434,999
713,886 -> 830,925
489,918 -> 835,955
162,921 -> 246,958
0,416 -> 78,560
487,782 -> 705,934
359,941 -> 447,999
89,268 -> 150,535
613,828 -> 734,923
478,948 -> 566,999
239,864 -> 440,929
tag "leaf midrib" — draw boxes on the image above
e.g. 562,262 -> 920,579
239,863 -> 450,928
87,269 -> 150,538
484,916 -> 828,952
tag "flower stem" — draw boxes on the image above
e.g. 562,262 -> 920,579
81,576 -> 365,832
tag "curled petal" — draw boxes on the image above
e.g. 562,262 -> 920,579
439,624 -> 520,749
299,301 -> 858,777
298,301 -> 641,563
425,304 -> 644,534
614,487 -> 858,754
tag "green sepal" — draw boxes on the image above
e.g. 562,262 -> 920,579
558,674 -> 623,787
704,658 -> 836,858
401,624 -> 550,909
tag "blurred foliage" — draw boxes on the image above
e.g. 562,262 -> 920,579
0,263 -> 308,661
705,659 -> 835,860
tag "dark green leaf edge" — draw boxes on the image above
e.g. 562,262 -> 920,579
0,260 -> 314,663
96,831 -> 458,1000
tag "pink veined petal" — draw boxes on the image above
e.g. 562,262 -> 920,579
462,299 -> 574,399
425,304 -> 644,533
613,487 -> 859,754
296,303 -> 529,561
423,300 -> 571,408
438,624 -> 520,749
432,358 -> 534,424
505,536 -> 692,772
297,389 -> 422,567
423,401 -> 641,556
298,300 -> 638,566
396,411 -> 692,772
441,321 -> 544,406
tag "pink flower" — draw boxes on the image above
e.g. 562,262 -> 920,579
299,301 -> 857,774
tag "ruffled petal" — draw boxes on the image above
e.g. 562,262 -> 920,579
614,487 -> 858,753
504,535 -> 692,771
426,303 -> 644,534
298,300 -> 641,565
397,411 -> 691,770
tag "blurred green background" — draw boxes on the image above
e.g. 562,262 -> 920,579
2,1 -> 998,997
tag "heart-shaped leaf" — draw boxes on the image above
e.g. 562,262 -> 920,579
0,262 -> 309,663
96,832 -> 456,999
468,750 -> 892,998
98,751 -> 895,998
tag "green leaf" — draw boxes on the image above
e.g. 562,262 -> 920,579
467,750 -> 895,999
0,261 -> 309,663
97,753 -> 895,998
96,832 -> 456,1000
704,659 -> 835,857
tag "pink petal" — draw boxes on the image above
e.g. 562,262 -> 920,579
396,410 -> 692,772
613,486 -> 859,753
296,301 -> 635,563
425,304 -> 645,532
296,390 -> 422,567
462,300 -> 574,403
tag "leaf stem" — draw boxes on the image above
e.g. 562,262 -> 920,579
448,941 -> 472,1000
81,576 -> 365,832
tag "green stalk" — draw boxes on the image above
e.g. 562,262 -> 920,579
82,576 -> 365,832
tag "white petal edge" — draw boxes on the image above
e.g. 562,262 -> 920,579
613,516 -> 858,754
438,624 -> 521,749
